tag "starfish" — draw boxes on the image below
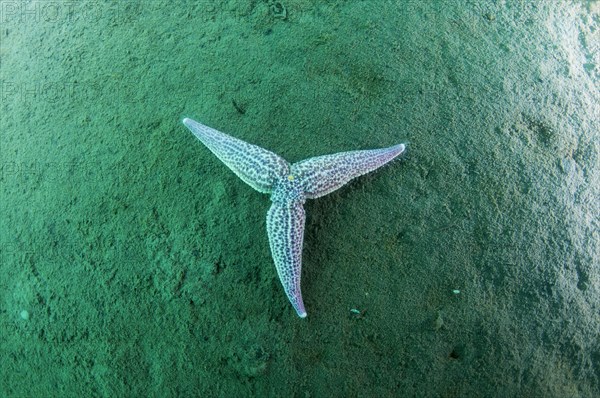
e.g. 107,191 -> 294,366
183,118 -> 405,318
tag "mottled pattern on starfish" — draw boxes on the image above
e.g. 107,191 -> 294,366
183,120 -> 289,193
183,117 -> 405,318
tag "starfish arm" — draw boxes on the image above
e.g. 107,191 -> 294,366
291,144 -> 405,199
183,118 -> 289,193
266,201 -> 307,318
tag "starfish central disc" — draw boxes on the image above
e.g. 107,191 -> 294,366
271,176 -> 306,205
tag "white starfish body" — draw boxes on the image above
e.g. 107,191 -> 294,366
183,118 -> 405,318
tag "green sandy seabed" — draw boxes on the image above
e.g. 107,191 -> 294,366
1,1 -> 598,397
